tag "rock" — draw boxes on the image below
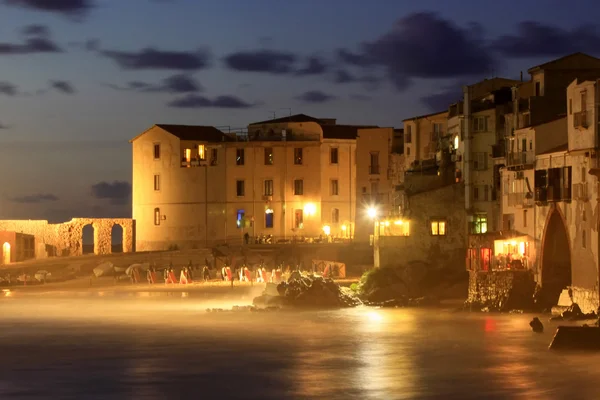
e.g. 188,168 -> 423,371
549,326 -> 600,351
408,296 -> 440,307
530,317 -> 544,333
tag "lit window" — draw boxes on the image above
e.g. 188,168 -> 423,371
471,214 -> 488,234
454,135 -> 459,150
294,209 -> 304,229
185,148 -> 191,162
237,210 -> 245,228
431,220 -> 446,236
264,147 -> 274,165
154,208 -> 161,226
198,144 -> 205,160
153,175 -> 160,191
294,148 -> 303,165
265,208 -> 274,228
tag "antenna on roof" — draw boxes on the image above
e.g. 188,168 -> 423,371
269,111 -> 276,119
280,108 -> 292,117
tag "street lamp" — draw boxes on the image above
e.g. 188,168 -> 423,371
367,207 -> 377,219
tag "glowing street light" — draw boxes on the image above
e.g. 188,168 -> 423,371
367,207 -> 378,219
322,225 -> 331,235
304,203 -> 317,216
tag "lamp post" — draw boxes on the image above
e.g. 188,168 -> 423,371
367,207 -> 381,269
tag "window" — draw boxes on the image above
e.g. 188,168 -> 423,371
569,98 -> 573,115
583,229 -> 587,249
405,125 -> 412,143
265,209 -> 274,228
331,179 -> 339,195
236,180 -> 245,197
294,179 -> 304,195
473,186 -> 479,201
294,148 -> 303,165
236,210 -> 245,228
185,148 -> 192,162
332,208 -> 340,224
264,179 -> 273,196
473,116 -> 487,132
370,152 -> 380,174
236,148 -> 245,165
471,214 -> 488,234
431,220 -> 446,236
294,209 -> 304,229
264,147 -> 274,165
153,143 -> 160,159
406,146 -> 411,156
484,185 -> 489,201
330,147 -> 339,164
523,210 -> 528,228
473,152 -> 488,170
153,174 -> 160,191
581,91 -> 587,111
154,208 -> 161,226
198,144 -> 206,160
210,148 -> 218,166
453,135 -> 459,150
535,81 -> 540,96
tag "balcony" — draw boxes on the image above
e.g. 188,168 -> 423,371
369,165 -> 380,175
181,159 -> 208,168
535,185 -> 572,203
506,151 -> 534,169
574,110 -> 588,129
507,192 -> 533,208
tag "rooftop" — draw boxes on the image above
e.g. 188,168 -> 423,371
321,124 -> 379,140
248,113 -> 334,126
402,109 -> 448,122
528,52 -> 600,73
538,143 -> 568,155
155,124 -> 233,142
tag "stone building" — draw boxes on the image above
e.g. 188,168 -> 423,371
132,115 -> 394,251
0,231 -> 35,265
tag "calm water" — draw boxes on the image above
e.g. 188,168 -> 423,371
1,293 -> 599,400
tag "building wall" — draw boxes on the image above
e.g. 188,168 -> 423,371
378,183 -> 466,271
567,79 -> 597,151
403,112 -> 448,170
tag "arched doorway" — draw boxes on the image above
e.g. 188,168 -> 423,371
111,224 -> 123,253
82,224 -> 95,255
2,242 -> 10,264
541,210 -> 572,307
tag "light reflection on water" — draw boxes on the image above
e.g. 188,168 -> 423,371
1,296 -> 600,399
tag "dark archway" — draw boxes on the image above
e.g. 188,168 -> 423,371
111,224 -> 124,253
541,210 -> 572,307
82,224 -> 95,255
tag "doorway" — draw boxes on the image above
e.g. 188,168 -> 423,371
2,242 -> 10,264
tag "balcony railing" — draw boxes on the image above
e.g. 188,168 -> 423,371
506,151 -> 534,168
181,159 -> 209,167
369,165 -> 380,175
535,185 -> 572,203
574,110 -> 588,129
507,192 -> 533,208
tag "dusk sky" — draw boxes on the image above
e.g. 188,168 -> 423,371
2,0 -> 600,223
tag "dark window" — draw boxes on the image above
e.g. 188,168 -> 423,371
535,81 -> 540,96
369,152 -> 379,174
331,179 -> 339,195
236,148 -> 245,165
332,208 -> 339,224
153,175 -> 160,191
294,179 -> 304,195
330,147 -> 339,164
294,148 -> 303,165
405,125 -> 412,143
264,147 -> 274,165
153,143 -> 160,159
154,208 -> 160,226
264,180 -> 273,196
236,180 -> 245,196
210,148 -> 218,166
265,210 -> 274,228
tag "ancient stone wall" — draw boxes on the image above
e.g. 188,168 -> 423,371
466,270 -> 536,311
0,218 -> 134,259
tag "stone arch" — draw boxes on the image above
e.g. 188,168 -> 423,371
540,207 -> 572,308
111,223 -> 124,253
2,242 -> 10,264
82,224 -> 95,255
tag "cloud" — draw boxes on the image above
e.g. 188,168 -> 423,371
0,82 -> 18,96
295,56 -> 328,76
106,74 -> 202,94
100,47 -> 211,71
50,80 -> 76,94
0,122 -> 10,129
3,0 -> 94,19
420,84 -> 464,112
350,94 -> 372,101
0,25 -> 62,55
295,90 -> 336,104
168,94 -> 254,109
338,12 -> 493,90
224,49 -> 296,74
10,193 -> 59,204
491,22 -> 600,58
90,181 -> 131,205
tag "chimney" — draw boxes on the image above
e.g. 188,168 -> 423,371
520,71 -> 523,82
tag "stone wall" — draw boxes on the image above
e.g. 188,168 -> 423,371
570,286 -> 599,314
466,270 -> 536,311
0,218 -> 134,259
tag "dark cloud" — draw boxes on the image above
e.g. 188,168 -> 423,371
168,94 -> 254,109
0,25 -> 62,55
100,47 -> 211,71
90,181 -> 131,205
491,22 -> 600,58
332,70 -> 381,90
420,84 -> 464,112
3,0 -> 94,19
10,193 -> 59,204
0,122 -> 10,129
295,90 -> 336,104
0,82 -> 18,96
350,94 -> 372,101
50,80 -> 76,94
106,74 -> 202,94
224,49 -> 296,74
338,12 -> 493,90
296,56 -> 328,76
